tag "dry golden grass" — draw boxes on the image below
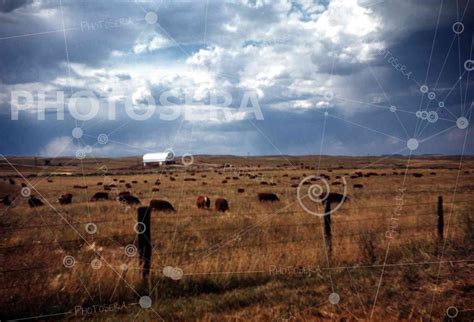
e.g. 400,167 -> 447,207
0,155 -> 473,321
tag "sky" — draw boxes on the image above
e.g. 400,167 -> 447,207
0,0 -> 473,157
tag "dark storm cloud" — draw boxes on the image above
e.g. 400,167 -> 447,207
0,0 -> 472,156
0,0 -> 32,13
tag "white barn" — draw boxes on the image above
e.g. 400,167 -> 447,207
143,152 -> 175,166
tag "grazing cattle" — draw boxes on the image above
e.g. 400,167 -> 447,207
97,182 -> 103,186
8,178 -> 16,185
260,181 -> 268,185
21,182 -> 27,187
237,188 -> 245,193
332,181 -> 342,186
222,180 -> 228,184
258,192 -> 279,202
90,192 -> 108,201
125,183 -> 132,189
184,178 -> 196,181
73,185 -> 88,189
170,177 -> 176,181
118,191 -> 130,197
152,188 -> 160,192
202,182 -> 207,185
132,181 -> 138,184
353,184 -> 364,189
47,179 -> 53,183
144,180 -> 148,183
291,184 -> 298,188
149,199 -> 175,212
28,196 -> 44,208
58,193 -> 72,205
413,173 -> 423,178
0,195 -> 11,206
196,196 -> 211,209
118,195 -> 140,205
318,192 -> 349,205
119,180 -> 125,183
215,198 -> 229,212
430,172 -> 437,175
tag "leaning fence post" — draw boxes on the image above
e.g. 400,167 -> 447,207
437,196 -> 444,241
324,201 -> 332,253
137,207 -> 152,279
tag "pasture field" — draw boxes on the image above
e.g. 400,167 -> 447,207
0,155 -> 473,321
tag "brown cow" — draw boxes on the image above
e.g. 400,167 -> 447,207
125,183 -> 132,188
149,199 -> 175,212
28,196 -> 44,208
196,196 -> 211,209
353,184 -> 364,189
237,188 -> 245,193
90,192 -> 108,201
58,193 -> 72,205
258,192 -> 279,202
118,191 -> 130,197
215,198 -> 229,212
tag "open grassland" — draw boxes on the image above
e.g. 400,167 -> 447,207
0,155 -> 473,321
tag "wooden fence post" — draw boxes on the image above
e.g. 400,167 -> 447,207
324,201 -> 332,253
437,196 -> 444,241
137,206 -> 152,279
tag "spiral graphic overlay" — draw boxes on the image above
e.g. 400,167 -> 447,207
296,175 -> 348,217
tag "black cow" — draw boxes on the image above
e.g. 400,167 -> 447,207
118,195 -> 140,205
90,192 -> 108,201
257,192 -> 279,202
28,196 -> 44,208
149,199 -> 175,212
58,193 -> 73,205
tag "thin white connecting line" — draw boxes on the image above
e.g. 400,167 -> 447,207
0,28 -> 79,41
427,109 -> 472,319
413,0 -> 444,138
0,155 -> 143,299
365,63 -> 410,139
370,151 -> 412,319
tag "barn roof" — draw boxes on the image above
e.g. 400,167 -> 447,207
143,152 -> 174,163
